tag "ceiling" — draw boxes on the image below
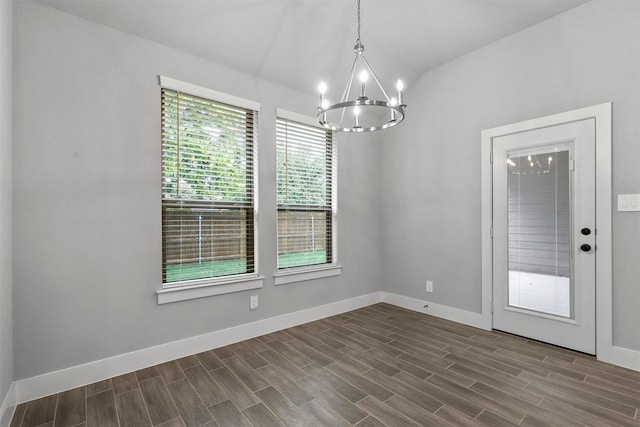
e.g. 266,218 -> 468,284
34,0 -> 590,96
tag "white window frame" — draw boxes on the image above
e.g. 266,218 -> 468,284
157,76 -> 263,304
273,108 -> 341,286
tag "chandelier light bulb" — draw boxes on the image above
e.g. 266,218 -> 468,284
390,97 -> 398,121
319,98 -> 329,123
359,70 -> 368,98
396,80 -> 404,105
319,82 -> 327,104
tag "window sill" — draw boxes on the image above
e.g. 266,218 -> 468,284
274,265 -> 342,286
157,275 -> 264,304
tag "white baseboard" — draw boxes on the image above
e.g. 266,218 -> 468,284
9,288 -> 638,412
599,344 -> 640,372
13,292 -> 383,404
0,382 -> 16,427
381,291 -> 492,331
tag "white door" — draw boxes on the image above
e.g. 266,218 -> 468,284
492,119 -> 596,354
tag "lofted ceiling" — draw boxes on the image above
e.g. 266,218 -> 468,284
34,0 -> 589,96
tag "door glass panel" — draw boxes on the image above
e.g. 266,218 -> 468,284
507,145 -> 571,318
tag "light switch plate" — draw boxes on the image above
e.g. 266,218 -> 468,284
618,194 -> 640,212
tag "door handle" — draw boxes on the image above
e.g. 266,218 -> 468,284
580,243 -> 592,252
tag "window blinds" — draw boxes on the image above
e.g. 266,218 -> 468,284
161,88 -> 256,284
276,117 -> 334,269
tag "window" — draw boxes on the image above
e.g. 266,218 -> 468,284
276,112 -> 336,271
161,83 -> 257,287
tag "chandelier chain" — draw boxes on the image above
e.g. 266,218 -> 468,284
356,0 -> 361,45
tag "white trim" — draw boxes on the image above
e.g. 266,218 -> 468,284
275,108 -> 320,129
481,103 -> 617,363
158,75 -> 261,304
158,75 -> 260,112
0,383 -> 16,427
12,292 -> 382,404
253,112 -> 260,282
275,114 -> 339,271
274,265 -> 342,286
598,345 -> 640,372
480,129 -> 494,329
157,276 -> 264,304
331,131 -> 338,267
381,291 -> 491,331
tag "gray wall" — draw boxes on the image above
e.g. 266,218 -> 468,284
0,0 -> 13,414
381,0 -> 640,350
12,2 -> 383,380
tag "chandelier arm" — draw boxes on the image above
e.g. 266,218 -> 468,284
340,54 -> 360,104
361,54 -> 392,103
338,54 -> 360,127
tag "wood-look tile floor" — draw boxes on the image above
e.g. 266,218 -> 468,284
10,303 -> 640,427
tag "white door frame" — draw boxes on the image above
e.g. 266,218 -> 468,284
481,103 -> 616,362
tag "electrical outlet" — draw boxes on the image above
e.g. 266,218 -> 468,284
250,295 -> 259,310
426,280 -> 434,293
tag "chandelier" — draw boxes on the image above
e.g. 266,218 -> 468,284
317,0 -> 406,132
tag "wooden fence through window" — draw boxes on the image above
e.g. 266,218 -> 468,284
164,209 -> 329,266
